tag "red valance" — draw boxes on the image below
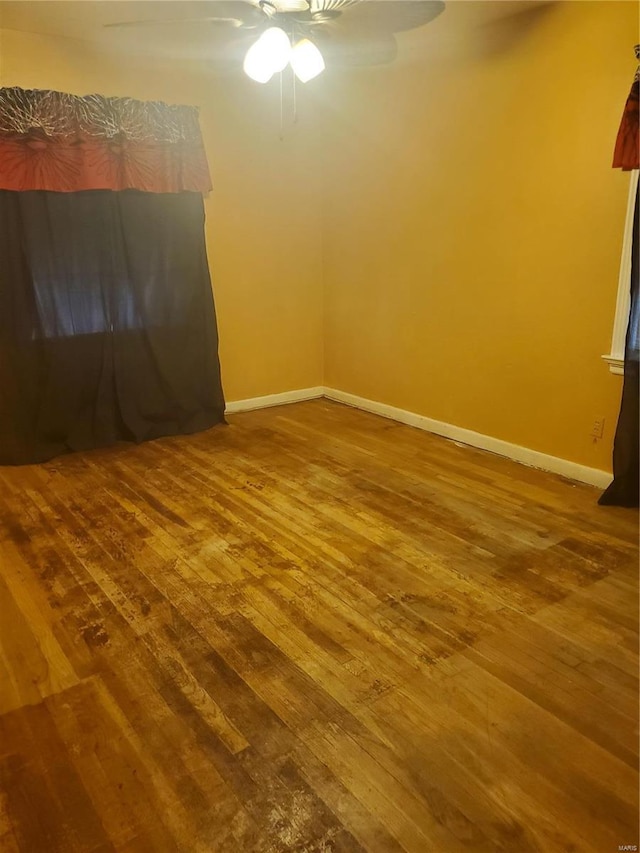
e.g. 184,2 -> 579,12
0,87 -> 212,194
613,79 -> 639,171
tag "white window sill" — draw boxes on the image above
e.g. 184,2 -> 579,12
602,353 -> 624,375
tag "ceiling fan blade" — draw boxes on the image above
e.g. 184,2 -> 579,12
333,1 -> 444,34
270,0 -> 310,11
106,18 -> 243,28
313,27 -> 398,66
309,0 -> 361,16
104,1 -> 265,30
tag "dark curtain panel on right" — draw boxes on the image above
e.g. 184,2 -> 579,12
599,185 -> 639,507
0,189 -> 225,465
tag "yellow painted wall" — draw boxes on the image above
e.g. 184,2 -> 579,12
0,2 -> 636,473
319,0 -> 637,472
0,26 -> 324,402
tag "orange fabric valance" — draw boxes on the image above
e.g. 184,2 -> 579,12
0,87 -> 212,194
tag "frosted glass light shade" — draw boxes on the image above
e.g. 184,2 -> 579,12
259,27 -> 292,72
243,42 -> 276,83
290,38 -> 325,82
243,27 -> 291,83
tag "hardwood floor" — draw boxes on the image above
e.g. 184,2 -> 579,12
0,399 -> 637,852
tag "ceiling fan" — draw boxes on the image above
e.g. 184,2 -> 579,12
106,1 -> 446,82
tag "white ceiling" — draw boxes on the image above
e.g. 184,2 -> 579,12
0,1 -> 554,64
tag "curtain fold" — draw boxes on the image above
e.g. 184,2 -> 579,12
612,79 -> 639,171
0,189 -> 225,465
600,55 -> 640,507
599,185 -> 639,507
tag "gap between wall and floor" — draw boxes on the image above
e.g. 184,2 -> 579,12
225,388 -> 611,489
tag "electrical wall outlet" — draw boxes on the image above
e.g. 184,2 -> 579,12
590,417 -> 605,439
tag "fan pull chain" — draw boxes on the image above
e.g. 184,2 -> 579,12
292,67 -> 298,124
279,70 -> 284,141
278,67 -> 298,141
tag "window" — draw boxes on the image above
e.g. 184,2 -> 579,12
603,169 -> 639,374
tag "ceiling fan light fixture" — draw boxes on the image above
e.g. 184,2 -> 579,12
243,26 -> 292,82
290,38 -> 325,82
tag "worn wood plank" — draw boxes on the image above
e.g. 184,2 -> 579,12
0,399 -> 637,851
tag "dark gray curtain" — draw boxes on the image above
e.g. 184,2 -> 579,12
599,184 -> 639,507
0,189 -> 225,465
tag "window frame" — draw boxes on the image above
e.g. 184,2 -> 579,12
603,169 -> 639,375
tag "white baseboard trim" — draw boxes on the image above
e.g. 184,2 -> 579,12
224,385 -> 611,488
323,387 -> 611,489
225,386 -> 324,414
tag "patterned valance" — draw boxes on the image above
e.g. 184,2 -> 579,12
0,87 -> 212,194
